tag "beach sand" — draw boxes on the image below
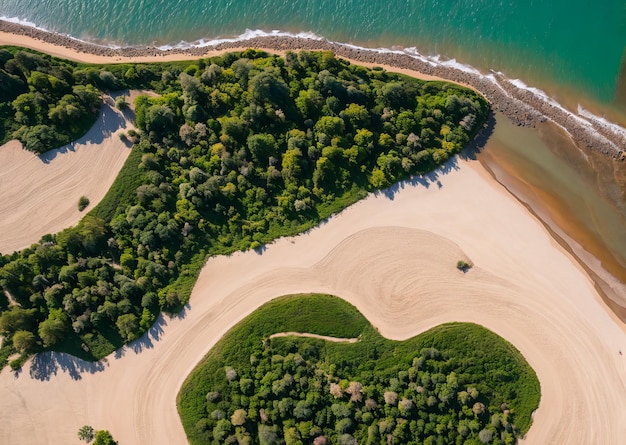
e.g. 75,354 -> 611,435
1,157 -> 625,444
0,34 -> 625,444
0,93 -> 139,254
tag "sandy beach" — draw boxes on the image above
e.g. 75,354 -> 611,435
0,93 -> 139,254
0,29 -> 625,445
1,157 -> 625,444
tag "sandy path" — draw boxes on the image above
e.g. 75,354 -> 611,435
268,332 -> 359,343
0,157 -> 625,444
0,94 -> 137,254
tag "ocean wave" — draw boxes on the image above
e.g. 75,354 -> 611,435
577,106 -> 626,141
0,15 -> 39,29
1,19 -> 624,155
157,29 -> 324,51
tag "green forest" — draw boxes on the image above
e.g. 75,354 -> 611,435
0,48 -> 489,370
178,294 -> 541,445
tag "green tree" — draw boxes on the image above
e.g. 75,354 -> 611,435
116,313 -> 139,342
93,430 -> 117,445
38,309 -> 69,347
12,330 -> 37,352
78,425 -> 95,442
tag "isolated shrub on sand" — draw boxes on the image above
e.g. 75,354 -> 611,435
78,195 -> 90,211
457,259 -> 473,271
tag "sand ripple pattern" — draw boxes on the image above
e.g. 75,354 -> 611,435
0,159 -> 625,444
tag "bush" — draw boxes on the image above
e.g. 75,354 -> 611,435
115,95 -> 128,110
78,425 -> 95,442
456,259 -> 473,271
78,195 -> 90,211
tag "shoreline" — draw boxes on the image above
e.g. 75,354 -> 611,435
1,19 -> 625,159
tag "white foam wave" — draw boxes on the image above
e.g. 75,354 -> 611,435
157,29 -> 324,51
577,106 -> 626,141
3,19 -> 626,147
0,15 -> 40,29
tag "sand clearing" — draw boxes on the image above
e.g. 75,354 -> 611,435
0,158 -> 625,444
0,94 -> 138,254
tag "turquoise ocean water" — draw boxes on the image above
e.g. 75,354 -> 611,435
1,0 -> 625,106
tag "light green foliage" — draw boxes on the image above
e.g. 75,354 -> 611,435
178,295 -> 540,445
0,49 -> 488,365
12,330 -> 36,352
93,430 -> 117,445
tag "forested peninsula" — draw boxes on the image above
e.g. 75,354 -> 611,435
0,48 -> 489,369
178,294 -> 540,445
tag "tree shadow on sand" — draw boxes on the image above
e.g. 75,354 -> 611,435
28,351 -> 106,381
38,93 -> 132,164
377,111 -> 496,201
25,303 -> 191,381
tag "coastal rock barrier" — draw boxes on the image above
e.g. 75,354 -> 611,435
1,20 -> 624,159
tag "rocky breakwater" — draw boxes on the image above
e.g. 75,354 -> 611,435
1,19 -> 624,159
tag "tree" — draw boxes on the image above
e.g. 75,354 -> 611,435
231,408 -> 247,426
116,313 -> 139,341
17,124 -> 58,153
247,133 -> 277,164
93,430 -> 117,445
38,309 -> 68,347
78,425 -> 95,442
12,330 -> 37,352
144,104 -> 175,137
314,116 -> 345,138
473,402 -> 486,416
479,428 -> 494,443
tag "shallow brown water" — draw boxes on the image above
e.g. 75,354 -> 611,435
477,112 -> 626,314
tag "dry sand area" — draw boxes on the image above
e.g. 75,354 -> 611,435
0,93 -> 139,254
0,157 -> 625,444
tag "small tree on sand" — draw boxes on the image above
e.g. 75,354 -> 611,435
78,425 -> 95,442
78,196 -> 90,211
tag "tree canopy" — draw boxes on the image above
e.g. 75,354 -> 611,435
0,49 -> 489,368
178,294 -> 540,445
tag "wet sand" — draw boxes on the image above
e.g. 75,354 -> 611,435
477,114 -> 626,312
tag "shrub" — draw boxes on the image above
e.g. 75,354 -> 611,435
78,195 -> 90,211
456,259 -> 473,271
78,425 -> 95,442
115,95 -> 128,110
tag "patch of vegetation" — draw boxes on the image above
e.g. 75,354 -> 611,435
78,425 -> 117,444
456,260 -> 473,271
0,47 -> 102,152
78,195 -> 90,211
0,49 -> 489,364
178,294 -> 540,444
78,425 -> 95,442
115,95 -> 128,110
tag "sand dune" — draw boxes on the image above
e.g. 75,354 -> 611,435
1,158 -> 624,444
0,94 -> 135,254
